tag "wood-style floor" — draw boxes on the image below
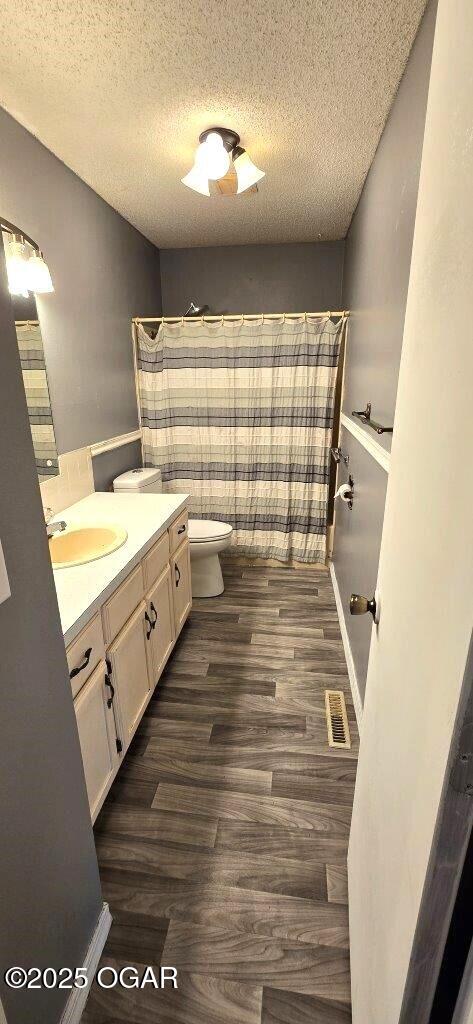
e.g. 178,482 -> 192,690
83,562 -> 358,1024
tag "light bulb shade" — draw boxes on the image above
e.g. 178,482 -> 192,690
6,238 -> 30,297
181,163 -> 210,196
234,148 -> 265,194
26,251 -> 54,294
195,132 -> 230,180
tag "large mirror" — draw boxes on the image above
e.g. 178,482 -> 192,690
1,221 -> 58,482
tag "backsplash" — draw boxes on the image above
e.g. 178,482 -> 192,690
39,446 -> 94,514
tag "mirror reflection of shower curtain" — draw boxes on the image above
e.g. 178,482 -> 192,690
137,315 -> 344,563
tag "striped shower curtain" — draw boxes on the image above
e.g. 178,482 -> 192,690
16,322 -> 59,482
137,314 -> 344,563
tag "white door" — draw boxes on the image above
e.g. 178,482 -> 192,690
348,4 -> 473,1022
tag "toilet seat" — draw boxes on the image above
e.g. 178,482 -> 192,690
188,519 -> 233,543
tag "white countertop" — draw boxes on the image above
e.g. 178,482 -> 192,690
51,492 -> 188,646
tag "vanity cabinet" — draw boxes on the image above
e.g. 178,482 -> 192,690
74,660 -> 119,820
67,507 -> 191,821
172,538 -> 192,634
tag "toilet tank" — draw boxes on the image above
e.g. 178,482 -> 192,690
113,467 -> 163,494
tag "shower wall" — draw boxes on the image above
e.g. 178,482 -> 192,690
333,0 -> 437,707
160,241 -> 344,315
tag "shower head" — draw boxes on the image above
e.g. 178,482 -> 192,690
183,301 -> 209,317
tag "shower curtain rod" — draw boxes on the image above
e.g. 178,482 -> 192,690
133,310 -> 349,323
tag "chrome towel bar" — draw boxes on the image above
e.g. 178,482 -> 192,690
352,402 -> 393,435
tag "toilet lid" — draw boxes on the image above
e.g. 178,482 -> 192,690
188,519 -> 233,543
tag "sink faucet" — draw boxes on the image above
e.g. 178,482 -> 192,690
44,507 -> 67,539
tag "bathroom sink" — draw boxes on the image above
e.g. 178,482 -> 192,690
49,525 -> 128,569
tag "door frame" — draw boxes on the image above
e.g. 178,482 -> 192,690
399,632 -> 473,1022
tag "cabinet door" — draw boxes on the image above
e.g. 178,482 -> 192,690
146,565 -> 174,687
74,660 -> 119,822
108,601 -> 151,751
171,539 -> 192,636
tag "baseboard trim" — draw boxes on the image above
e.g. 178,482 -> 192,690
60,903 -> 112,1024
330,561 -> 363,732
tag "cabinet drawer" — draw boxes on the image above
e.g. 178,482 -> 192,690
67,613 -> 105,699
102,563 -> 144,645
169,510 -> 188,553
142,531 -> 170,591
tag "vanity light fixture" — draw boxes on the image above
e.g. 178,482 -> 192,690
5,235 -> 30,297
181,127 -> 265,197
2,223 -> 54,295
26,250 -> 54,294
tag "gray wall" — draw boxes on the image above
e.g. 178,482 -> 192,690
334,0 -> 437,702
92,438 -> 143,492
160,241 -> 345,315
0,249 -> 102,1023
0,106 -> 161,457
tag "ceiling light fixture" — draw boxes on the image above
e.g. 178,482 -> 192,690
181,162 -> 210,196
181,127 -> 265,197
233,146 -> 266,194
195,131 -> 230,180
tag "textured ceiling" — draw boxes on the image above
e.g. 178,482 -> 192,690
0,0 -> 427,248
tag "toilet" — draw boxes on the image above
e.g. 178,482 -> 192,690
112,468 -> 233,598
187,519 -> 233,598
113,467 -> 164,494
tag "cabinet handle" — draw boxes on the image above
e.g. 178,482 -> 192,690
144,610 -> 153,639
177,524 -> 186,535
175,563 -> 181,587
69,647 -> 92,680
104,672 -> 115,709
150,601 -> 158,627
